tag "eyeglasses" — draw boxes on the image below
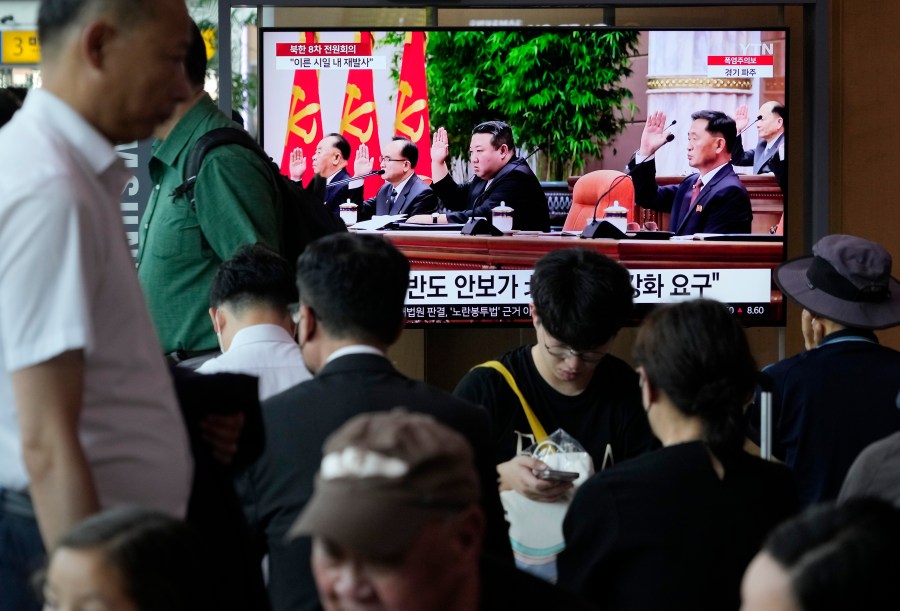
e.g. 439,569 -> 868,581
542,341 -> 606,364
380,156 -> 407,163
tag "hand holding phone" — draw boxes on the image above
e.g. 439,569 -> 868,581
532,468 -> 579,482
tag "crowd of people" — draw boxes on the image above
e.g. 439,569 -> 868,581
1,1 -> 899,611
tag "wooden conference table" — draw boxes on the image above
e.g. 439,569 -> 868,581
382,230 -> 783,272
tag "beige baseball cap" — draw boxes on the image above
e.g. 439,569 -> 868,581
288,409 -> 480,560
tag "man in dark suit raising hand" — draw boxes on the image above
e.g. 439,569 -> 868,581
410,120 -> 550,231
628,109 -> 752,236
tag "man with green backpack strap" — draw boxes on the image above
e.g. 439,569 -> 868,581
137,20 -> 281,361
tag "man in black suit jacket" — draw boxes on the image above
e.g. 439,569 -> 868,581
347,136 -> 439,221
628,109 -> 752,236
732,100 -> 786,193
289,133 -> 352,216
408,120 -> 550,231
236,233 -> 511,611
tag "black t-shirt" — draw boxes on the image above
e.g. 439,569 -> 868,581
453,345 -> 657,468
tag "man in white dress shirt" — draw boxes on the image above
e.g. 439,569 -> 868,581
0,1 -> 194,609
198,244 -> 311,400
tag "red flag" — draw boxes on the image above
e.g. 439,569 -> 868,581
340,32 -> 382,200
394,31 -> 431,179
279,32 -> 323,185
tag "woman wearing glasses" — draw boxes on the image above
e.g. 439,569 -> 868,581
558,299 -> 797,611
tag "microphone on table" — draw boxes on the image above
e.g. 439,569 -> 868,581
581,174 -> 633,239
326,169 -> 385,188
738,115 -> 764,138
516,142 -> 547,165
662,119 -> 677,142
460,189 -> 503,235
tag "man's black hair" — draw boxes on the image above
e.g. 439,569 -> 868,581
691,109 -> 738,152
209,244 -> 297,313
770,103 -> 787,129
530,248 -> 633,351
185,19 -> 207,90
38,0 -> 153,54
325,133 -> 351,161
296,233 -> 410,346
392,136 -> 418,168
472,120 -> 515,151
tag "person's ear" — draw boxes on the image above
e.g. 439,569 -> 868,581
448,506 -> 485,563
498,144 -> 509,159
801,308 -> 818,350
530,305 -> 540,331
297,304 -> 317,347
81,19 -> 115,70
637,365 -> 657,411
210,307 -> 227,336
208,307 -> 219,334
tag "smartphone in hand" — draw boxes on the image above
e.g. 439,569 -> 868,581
533,468 -> 579,482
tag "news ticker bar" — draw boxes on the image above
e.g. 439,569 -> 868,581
406,268 -> 771,306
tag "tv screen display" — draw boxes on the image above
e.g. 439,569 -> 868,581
259,27 -> 788,327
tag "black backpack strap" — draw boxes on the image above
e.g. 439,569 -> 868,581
171,127 -> 266,199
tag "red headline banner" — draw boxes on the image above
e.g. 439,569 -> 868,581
276,43 -> 362,56
707,55 -> 775,66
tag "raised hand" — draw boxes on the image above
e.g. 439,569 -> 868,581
289,147 -> 306,181
353,142 -> 373,177
430,127 -> 451,183
431,126 -> 450,166
735,104 -> 750,134
639,110 -> 674,158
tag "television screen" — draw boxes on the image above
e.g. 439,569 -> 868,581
259,27 -> 788,327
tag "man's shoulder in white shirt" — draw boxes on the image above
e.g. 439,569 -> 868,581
197,324 -> 311,400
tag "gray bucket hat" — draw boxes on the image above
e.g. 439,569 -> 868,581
774,234 -> 900,329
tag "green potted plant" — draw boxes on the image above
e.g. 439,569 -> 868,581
426,29 -> 639,181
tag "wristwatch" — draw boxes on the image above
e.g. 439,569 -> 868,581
432,212 -> 439,224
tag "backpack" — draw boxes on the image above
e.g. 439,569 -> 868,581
171,127 -> 346,268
